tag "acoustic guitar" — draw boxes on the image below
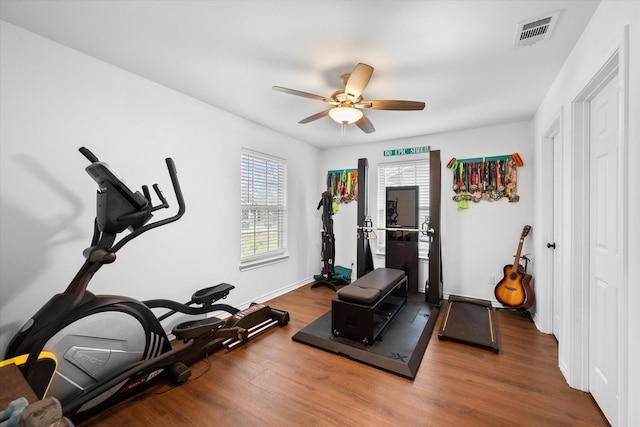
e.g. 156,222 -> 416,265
494,225 -> 535,309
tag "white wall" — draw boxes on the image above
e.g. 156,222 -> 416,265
0,21 -> 320,352
320,120 -> 534,304
532,1 -> 640,425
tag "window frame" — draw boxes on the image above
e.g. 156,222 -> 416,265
239,148 -> 288,270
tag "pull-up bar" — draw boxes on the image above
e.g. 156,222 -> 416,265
358,225 -> 423,233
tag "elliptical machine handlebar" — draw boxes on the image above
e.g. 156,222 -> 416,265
110,156 -> 186,253
79,147 -> 186,254
79,146 -> 100,163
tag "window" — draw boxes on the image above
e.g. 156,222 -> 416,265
377,156 -> 430,257
240,149 -> 287,268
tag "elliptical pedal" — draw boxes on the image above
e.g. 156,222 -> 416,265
223,318 -> 280,349
220,303 -> 289,349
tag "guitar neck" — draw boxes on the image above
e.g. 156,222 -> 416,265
510,226 -> 530,274
510,239 -> 524,273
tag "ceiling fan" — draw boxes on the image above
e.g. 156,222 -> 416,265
273,63 -> 425,134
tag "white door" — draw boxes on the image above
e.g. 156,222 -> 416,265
589,73 -> 620,425
552,135 -> 562,339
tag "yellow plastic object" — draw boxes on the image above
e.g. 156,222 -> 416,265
0,352 -> 58,399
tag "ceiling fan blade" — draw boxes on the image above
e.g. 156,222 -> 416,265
355,114 -> 375,134
345,63 -> 374,100
272,86 -> 331,103
359,100 -> 426,111
298,109 -> 331,124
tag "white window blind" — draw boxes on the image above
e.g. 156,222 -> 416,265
240,149 -> 287,266
377,156 -> 430,257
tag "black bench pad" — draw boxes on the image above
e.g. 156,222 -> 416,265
336,268 -> 405,305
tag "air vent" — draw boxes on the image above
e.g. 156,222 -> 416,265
514,10 -> 561,48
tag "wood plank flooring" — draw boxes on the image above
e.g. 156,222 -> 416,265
81,284 -> 609,426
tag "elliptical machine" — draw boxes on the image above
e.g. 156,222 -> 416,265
2,147 -> 289,422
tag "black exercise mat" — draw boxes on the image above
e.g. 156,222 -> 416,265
292,293 -> 439,379
437,295 -> 499,352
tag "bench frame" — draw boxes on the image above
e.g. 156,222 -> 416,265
331,272 -> 408,344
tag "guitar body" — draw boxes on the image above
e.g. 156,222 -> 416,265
494,264 -> 534,308
494,225 -> 534,309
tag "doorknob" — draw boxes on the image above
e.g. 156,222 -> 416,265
547,242 -> 556,249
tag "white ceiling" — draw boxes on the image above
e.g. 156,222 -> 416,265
0,0 -> 600,149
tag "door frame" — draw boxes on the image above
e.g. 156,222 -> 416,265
539,109 -> 563,335
568,27 -> 629,423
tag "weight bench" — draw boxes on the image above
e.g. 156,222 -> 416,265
332,268 -> 407,344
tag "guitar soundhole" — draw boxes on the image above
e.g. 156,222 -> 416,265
509,272 -> 518,280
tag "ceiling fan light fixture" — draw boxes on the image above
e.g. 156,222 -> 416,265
329,106 -> 363,124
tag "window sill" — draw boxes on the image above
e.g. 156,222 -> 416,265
239,253 -> 289,271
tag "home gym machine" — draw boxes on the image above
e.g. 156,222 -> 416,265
3,147 -> 289,422
354,156 -> 443,304
293,154 -> 442,379
312,190 -> 351,290
334,155 -> 444,343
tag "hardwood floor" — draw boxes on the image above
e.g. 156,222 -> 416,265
81,284 -> 609,426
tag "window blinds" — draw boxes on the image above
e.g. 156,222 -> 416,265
240,149 -> 287,262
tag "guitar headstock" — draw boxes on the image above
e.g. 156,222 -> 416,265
522,225 -> 531,238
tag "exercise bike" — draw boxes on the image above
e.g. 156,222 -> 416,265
2,147 -> 289,422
